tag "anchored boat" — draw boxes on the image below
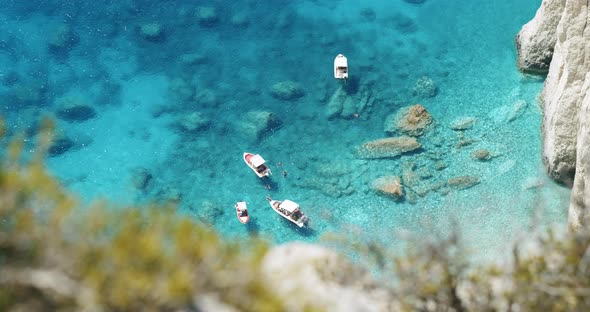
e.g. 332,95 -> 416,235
266,196 -> 309,228
243,152 -> 271,178
235,201 -> 249,224
334,54 -> 348,79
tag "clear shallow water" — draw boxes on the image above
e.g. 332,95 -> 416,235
0,0 -> 570,260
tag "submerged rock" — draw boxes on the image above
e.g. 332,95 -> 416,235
384,104 -> 432,137
393,13 -> 417,33
48,132 -> 92,157
237,111 -> 281,142
130,167 -> 153,191
326,86 -> 374,119
356,136 -> 421,159
413,76 -> 438,98
48,134 -> 75,157
196,6 -> 219,26
48,23 -> 79,53
177,112 -> 210,132
508,100 -> 528,122
447,176 -> 480,190
230,12 -> 249,27
451,117 -> 476,131
472,149 -> 492,161
139,23 -> 164,42
270,81 -> 305,101
55,95 -> 97,122
179,52 -> 207,66
372,176 -> 404,200
194,89 -> 219,107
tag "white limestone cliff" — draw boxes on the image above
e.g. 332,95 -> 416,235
515,0 -> 564,74
517,0 -> 590,228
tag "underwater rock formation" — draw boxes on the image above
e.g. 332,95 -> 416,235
176,112 -> 210,133
384,104 -> 432,137
48,132 -> 92,157
270,81 -> 305,101
130,167 -> 153,191
55,95 -> 97,122
326,86 -> 374,119
356,136 -> 421,159
515,0 -> 564,74
471,149 -> 492,161
262,243 -> 395,312
451,117 -> 476,131
230,12 -> 249,27
139,23 -> 165,42
237,111 -> 281,142
447,176 -> 480,190
372,176 -> 404,200
196,6 -> 219,27
412,76 -> 438,98
48,23 -> 79,54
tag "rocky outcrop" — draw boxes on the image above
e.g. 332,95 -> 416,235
236,111 -> 281,142
326,86 -> 374,119
261,243 -> 396,312
384,104 -> 432,137
270,81 -> 305,101
412,76 -> 438,98
517,0 -> 590,228
371,176 -> 404,200
541,0 -> 588,187
515,0 -> 564,74
356,136 -> 421,159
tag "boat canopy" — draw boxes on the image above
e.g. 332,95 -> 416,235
251,154 -> 266,167
280,200 -> 300,213
236,201 -> 247,211
335,54 -> 347,67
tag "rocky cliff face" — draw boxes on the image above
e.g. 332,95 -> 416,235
515,0 -> 564,74
516,0 -> 590,228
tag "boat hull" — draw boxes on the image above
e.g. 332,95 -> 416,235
268,200 -> 306,228
334,54 -> 348,79
243,152 -> 270,178
235,202 -> 249,224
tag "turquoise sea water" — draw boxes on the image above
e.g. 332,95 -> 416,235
0,0 -> 570,261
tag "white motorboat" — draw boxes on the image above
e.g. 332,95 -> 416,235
266,196 -> 309,228
334,54 -> 348,79
243,152 -> 271,178
235,201 -> 249,224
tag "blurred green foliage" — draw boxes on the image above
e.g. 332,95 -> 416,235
0,118 -> 284,311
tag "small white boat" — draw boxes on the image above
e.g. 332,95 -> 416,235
243,152 -> 271,178
266,196 -> 309,228
235,201 -> 249,224
334,54 -> 348,79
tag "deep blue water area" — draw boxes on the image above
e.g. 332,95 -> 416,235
0,0 -> 570,260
